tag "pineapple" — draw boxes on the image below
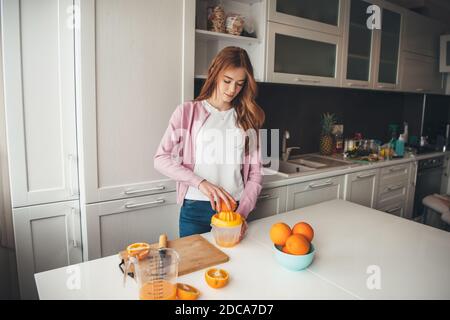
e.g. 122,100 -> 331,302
320,113 -> 337,155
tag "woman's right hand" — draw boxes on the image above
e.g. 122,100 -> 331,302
198,180 -> 236,212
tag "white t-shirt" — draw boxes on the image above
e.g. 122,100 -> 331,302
185,100 -> 245,201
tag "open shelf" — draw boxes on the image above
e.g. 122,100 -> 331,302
196,29 -> 260,45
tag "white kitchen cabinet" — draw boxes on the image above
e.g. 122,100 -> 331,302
195,0 -> 267,81
341,0 -> 376,89
76,0 -> 194,204
286,175 -> 345,211
345,169 -> 379,208
268,0 -> 346,36
377,199 -> 405,217
13,201 -> 82,300
248,186 -> 287,222
376,162 -> 410,213
1,0 -> 79,207
402,11 -> 446,58
372,1 -> 404,91
405,161 -> 418,219
266,22 -> 343,87
84,192 -> 180,260
400,51 -> 444,94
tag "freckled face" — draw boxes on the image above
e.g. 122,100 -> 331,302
216,68 -> 247,103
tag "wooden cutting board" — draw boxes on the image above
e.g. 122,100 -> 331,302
119,234 -> 229,276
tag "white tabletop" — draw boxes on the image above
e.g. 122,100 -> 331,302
35,200 -> 450,300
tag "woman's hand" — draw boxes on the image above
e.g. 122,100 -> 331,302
198,180 -> 236,212
239,216 -> 248,241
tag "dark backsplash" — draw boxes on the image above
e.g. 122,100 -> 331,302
194,79 -> 450,155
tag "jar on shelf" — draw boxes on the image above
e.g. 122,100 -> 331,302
207,2 -> 226,33
226,14 -> 245,36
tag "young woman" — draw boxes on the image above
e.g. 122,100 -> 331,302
154,46 -> 265,238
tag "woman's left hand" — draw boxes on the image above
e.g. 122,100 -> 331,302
239,215 -> 248,241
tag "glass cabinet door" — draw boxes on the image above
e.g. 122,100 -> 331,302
376,7 -> 401,86
345,0 -> 374,84
267,22 -> 342,86
269,0 -> 344,35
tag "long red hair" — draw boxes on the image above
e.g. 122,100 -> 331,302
195,46 -> 265,153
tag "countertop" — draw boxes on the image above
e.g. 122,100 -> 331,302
35,199 -> 450,300
261,151 -> 450,189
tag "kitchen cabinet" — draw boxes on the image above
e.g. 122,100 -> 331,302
341,0 -> 376,88
76,0 -> 193,204
268,0 -> 345,36
13,201 -> 82,300
403,11 -> 446,58
286,175 -> 345,211
400,52 -> 444,94
1,0 -> 79,207
266,22 -> 343,87
377,199 -> 405,217
405,161 -> 418,219
248,186 -> 287,222
194,0 -> 267,81
345,169 -> 379,208
85,192 -> 180,260
373,1 -> 404,91
376,163 -> 409,215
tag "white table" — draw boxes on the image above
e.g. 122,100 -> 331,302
35,200 -> 450,300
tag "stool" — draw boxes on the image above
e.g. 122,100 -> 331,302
422,195 -> 450,231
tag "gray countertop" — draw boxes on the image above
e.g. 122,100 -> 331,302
262,151 -> 450,189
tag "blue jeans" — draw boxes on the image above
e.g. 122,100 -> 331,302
179,199 -> 239,238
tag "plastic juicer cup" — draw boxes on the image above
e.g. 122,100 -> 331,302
210,211 -> 243,248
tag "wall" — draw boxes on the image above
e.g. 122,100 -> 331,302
195,79 -> 428,155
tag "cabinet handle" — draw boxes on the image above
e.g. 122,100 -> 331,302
258,194 -> 271,200
348,82 -> 369,88
124,186 -> 165,195
309,180 -> 333,189
125,199 -> 165,209
71,208 -> 78,248
357,172 -> 376,179
294,78 -> 320,84
387,184 -> 404,191
386,206 -> 401,213
68,154 -> 78,196
389,167 -> 405,173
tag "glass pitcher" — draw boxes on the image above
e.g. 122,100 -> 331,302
123,247 -> 179,300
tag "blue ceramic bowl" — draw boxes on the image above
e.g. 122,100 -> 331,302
273,244 -> 315,271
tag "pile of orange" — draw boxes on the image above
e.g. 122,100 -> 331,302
269,221 -> 314,255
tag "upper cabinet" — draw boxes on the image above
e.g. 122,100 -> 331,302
403,11 -> 446,58
268,0 -> 345,36
341,0 -> 376,88
373,2 -> 404,90
76,0 -> 192,204
195,0 -> 267,81
1,0 -> 79,207
266,22 -> 342,86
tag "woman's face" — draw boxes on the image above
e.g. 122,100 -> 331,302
216,67 -> 247,104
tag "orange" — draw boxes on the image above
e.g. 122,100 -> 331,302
139,280 -> 177,300
176,283 -> 200,300
217,198 -> 237,212
269,223 -> 292,246
205,268 -> 229,289
126,242 -> 151,260
281,246 -> 290,254
285,234 -> 310,255
292,222 -> 314,242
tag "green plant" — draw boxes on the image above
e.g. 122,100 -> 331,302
321,113 -> 337,135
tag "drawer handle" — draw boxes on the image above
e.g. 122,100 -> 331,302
357,172 -> 376,179
387,184 -> 404,191
348,82 -> 368,88
294,78 -> 320,84
258,194 -> 271,200
71,207 -> 78,248
124,186 -> 165,195
309,180 -> 333,189
389,167 -> 406,173
125,199 -> 165,209
386,207 -> 401,213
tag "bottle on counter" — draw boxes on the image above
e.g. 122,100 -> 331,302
396,134 -> 405,157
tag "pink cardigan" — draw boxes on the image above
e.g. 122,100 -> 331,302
154,100 -> 263,218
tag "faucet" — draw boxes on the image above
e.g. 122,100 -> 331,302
281,130 -> 300,162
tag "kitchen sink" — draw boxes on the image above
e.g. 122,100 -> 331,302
274,161 -> 316,177
288,154 -> 354,169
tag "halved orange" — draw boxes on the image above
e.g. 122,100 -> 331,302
176,283 -> 200,300
126,242 -> 151,260
205,268 -> 229,289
